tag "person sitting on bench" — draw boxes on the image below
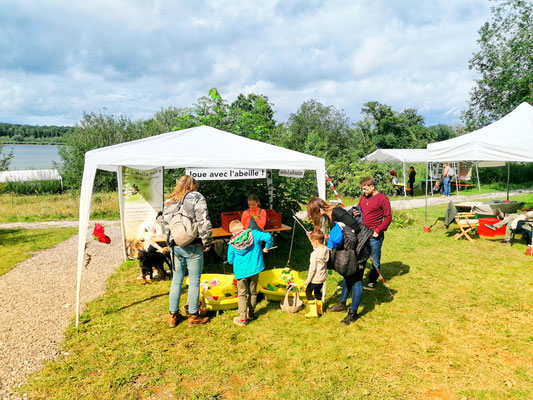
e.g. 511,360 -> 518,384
486,207 -> 533,244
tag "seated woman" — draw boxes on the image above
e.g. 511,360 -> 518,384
241,194 -> 267,231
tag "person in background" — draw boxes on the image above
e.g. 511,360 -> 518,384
164,175 -> 213,328
303,229 -> 329,318
389,170 -> 399,185
408,166 -> 416,197
241,194 -> 267,231
356,177 -> 392,291
228,220 -> 274,326
442,163 -> 451,197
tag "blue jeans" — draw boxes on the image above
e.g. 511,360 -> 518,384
169,244 -> 203,314
443,176 -> 451,196
367,235 -> 385,284
339,279 -> 363,313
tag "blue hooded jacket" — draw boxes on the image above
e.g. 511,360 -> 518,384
228,230 -> 274,279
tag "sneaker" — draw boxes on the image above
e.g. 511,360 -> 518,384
328,302 -> 347,312
485,224 -> 497,231
233,317 -> 246,327
340,311 -> 359,326
365,282 -> 376,291
187,313 -> 210,327
169,311 -> 183,328
246,309 -> 255,321
500,239 -> 510,244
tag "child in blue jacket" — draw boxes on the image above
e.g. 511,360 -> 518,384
228,220 -> 274,326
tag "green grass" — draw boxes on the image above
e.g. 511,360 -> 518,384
0,191 -> 120,222
17,194 -> 533,399
0,227 -> 78,276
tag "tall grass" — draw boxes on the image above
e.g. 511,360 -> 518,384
17,194 -> 533,399
0,191 -> 120,222
0,180 -> 63,195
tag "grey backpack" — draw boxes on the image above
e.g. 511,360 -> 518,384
162,194 -> 198,247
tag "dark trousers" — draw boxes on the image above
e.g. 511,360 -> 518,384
408,181 -> 415,196
305,282 -> 323,300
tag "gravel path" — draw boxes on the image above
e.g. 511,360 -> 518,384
0,189 -> 531,399
0,223 -> 123,399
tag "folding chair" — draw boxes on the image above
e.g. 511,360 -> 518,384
454,212 -> 480,241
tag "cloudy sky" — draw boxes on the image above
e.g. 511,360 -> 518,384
0,0 -> 491,127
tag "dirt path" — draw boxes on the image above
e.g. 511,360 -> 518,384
0,223 -> 124,399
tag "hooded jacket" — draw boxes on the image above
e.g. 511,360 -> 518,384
227,229 -> 274,279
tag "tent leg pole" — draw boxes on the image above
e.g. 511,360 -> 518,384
506,163 -> 510,200
424,162 -> 429,232
266,169 -> 273,209
476,163 -> 481,191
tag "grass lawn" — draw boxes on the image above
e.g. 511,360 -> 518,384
0,227 -> 78,276
16,193 -> 533,399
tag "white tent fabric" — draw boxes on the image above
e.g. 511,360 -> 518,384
361,149 -> 428,197
76,125 -> 326,326
427,102 -> 533,162
0,169 -> 62,183
360,148 -> 428,163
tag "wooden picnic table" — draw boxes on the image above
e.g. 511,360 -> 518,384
212,224 -> 292,238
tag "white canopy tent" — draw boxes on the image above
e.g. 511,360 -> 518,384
75,125 -> 326,326
427,102 -> 533,162
423,102 -> 533,228
361,149 -> 428,197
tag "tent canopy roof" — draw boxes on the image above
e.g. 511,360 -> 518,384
86,125 -> 325,172
427,102 -> 533,162
361,148 -> 428,163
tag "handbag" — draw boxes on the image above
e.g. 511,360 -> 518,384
280,285 -> 303,313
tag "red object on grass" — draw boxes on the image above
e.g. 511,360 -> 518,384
478,217 -> 506,237
92,223 -> 111,244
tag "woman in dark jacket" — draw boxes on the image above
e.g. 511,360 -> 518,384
306,197 -> 371,325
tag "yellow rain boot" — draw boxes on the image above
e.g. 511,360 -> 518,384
305,300 -> 318,318
316,300 -> 323,316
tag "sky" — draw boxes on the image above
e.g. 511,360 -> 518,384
0,0 -> 491,127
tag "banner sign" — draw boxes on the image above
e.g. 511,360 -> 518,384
122,167 -> 164,258
279,169 -> 305,178
185,168 -> 266,180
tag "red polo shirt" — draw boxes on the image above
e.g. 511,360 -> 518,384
358,192 -> 392,234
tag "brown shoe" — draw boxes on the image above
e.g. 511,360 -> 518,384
169,311 -> 183,328
188,313 -> 210,327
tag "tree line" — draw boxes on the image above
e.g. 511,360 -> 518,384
0,122 -> 73,144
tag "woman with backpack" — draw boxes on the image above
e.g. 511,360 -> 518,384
163,175 -> 213,328
306,197 -> 372,325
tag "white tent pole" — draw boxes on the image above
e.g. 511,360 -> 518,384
266,169 -> 273,208
402,161 -> 406,198
475,163 -> 481,191
117,167 -> 127,262
506,163 -> 510,200
424,162 -> 428,229
455,162 -> 459,196
75,164 -> 97,328
316,165 -> 326,200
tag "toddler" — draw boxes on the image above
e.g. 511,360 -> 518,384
304,229 -> 330,318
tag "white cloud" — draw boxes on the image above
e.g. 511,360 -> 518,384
0,0 -> 490,126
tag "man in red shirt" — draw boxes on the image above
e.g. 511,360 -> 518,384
357,177 -> 392,290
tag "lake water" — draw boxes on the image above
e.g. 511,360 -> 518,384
2,144 -> 61,170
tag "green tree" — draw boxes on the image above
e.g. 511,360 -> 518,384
0,144 -> 13,171
464,0 -> 533,128
59,112 -> 143,191
357,101 -> 429,149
